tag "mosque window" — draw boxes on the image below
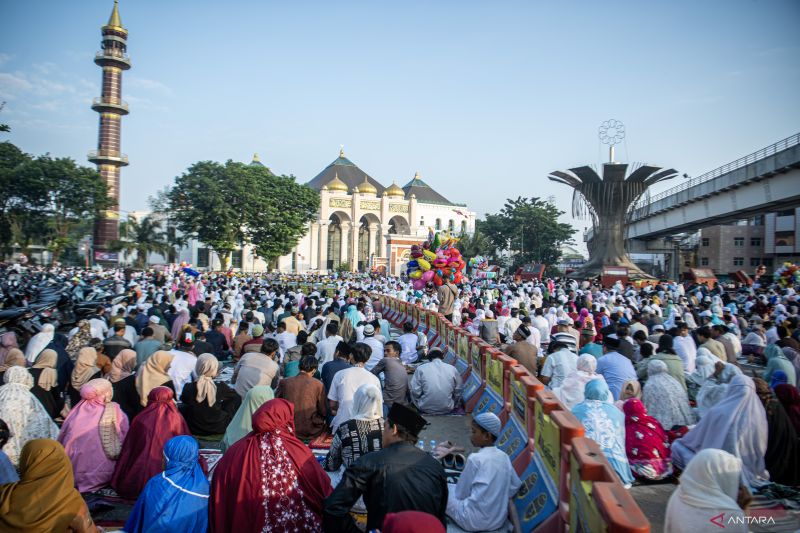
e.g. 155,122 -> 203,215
232,249 -> 243,269
448,220 -> 455,231
461,220 -> 467,234
197,248 -> 209,268
435,218 -> 441,230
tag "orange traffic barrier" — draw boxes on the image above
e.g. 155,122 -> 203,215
570,437 -> 649,533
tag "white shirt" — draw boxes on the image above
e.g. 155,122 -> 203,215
673,335 -> 697,373
531,316 -> 550,343
409,359 -> 463,415
89,317 -> 108,339
397,333 -> 418,364
328,366 -> 381,432
316,334 -> 343,369
504,317 -> 522,341
363,336 -> 385,371
273,331 -> 297,362
541,348 -> 578,390
168,349 -> 197,397
447,446 -> 522,532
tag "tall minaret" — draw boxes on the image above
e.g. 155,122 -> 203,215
89,0 -> 130,263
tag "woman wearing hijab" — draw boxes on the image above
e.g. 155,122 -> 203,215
24,323 -> 55,363
769,370 -> 789,389
753,378 -> 800,486
0,331 -> 19,363
642,360 -> 694,430
58,378 -> 130,492
135,350 -> 176,406
220,385 -> 274,452
323,383 -> 384,472
672,375 -> 769,488
762,343 -> 797,386
66,320 -> 93,360
686,354 -> 715,403
775,383 -> 800,435
0,419 -> 17,484
112,387 -> 191,500
0,439 -> 102,533
67,346 -> 102,408
664,449 -> 749,533
382,511 -> 446,533
552,354 -> 606,410
170,308 -> 191,341
623,399 -> 672,481
180,353 -> 241,436
29,348 -> 62,420
742,327 -> 766,358
109,348 -> 141,421
614,379 -> 642,410
696,363 -> 743,419
0,347 -> 25,384
124,435 -> 209,533
0,367 -> 59,466
571,380 -> 634,487
210,398 -> 333,532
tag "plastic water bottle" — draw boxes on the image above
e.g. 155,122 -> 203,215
417,441 -> 425,451
429,440 -> 437,455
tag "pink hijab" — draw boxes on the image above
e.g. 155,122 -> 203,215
58,378 -> 129,492
171,309 -> 191,340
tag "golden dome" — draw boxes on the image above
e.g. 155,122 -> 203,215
384,182 -> 404,197
326,172 -> 348,192
358,177 -> 377,195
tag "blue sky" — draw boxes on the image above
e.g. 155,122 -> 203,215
2,0 -> 799,240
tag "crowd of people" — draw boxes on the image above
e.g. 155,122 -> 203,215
0,263 -> 798,532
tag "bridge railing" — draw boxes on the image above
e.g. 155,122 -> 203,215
375,294 -> 650,533
632,131 -> 800,214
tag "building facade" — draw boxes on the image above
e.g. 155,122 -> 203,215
166,150 -> 476,274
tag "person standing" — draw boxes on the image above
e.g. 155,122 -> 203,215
323,403 -> 448,532
437,281 -> 458,322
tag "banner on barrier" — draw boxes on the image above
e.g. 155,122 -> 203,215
412,306 -> 420,328
457,331 -> 469,362
486,356 -> 504,397
470,343 -> 482,376
535,401 -> 561,484
569,461 -> 604,533
515,451 -> 559,533
462,371 -> 483,402
510,373 -> 529,431
447,327 -> 456,352
473,388 -> 504,417
496,417 -> 526,461
455,357 -> 469,376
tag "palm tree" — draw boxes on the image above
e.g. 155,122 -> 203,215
455,229 -> 491,259
112,215 -> 171,268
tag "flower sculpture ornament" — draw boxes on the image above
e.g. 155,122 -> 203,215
548,162 -> 678,279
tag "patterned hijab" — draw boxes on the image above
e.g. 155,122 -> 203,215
65,320 -> 93,360
623,398 -> 672,480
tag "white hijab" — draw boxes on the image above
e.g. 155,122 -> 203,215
351,384 -> 383,421
552,354 -> 604,410
24,323 -> 55,363
642,359 -> 694,429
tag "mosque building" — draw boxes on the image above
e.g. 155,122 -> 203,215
172,149 -> 476,274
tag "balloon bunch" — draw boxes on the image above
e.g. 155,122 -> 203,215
406,229 -> 466,290
773,262 -> 800,288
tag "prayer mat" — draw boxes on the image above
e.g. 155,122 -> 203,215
199,448 -> 223,478
84,487 -> 136,505
748,485 -> 800,532
309,432 -> 334,449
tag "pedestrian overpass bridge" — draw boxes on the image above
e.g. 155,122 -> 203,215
623,133 -> 800,243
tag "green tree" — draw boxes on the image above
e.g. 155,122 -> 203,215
149,187 -> 186,263
247,173 -> 320,263
0,143 -> 108,262
112,215 -> 171,268
167,160 -> 319,269
455,228 -> 492,258
481,196 -> 575,269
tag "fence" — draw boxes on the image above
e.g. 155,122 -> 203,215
378,295 -> 650,533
